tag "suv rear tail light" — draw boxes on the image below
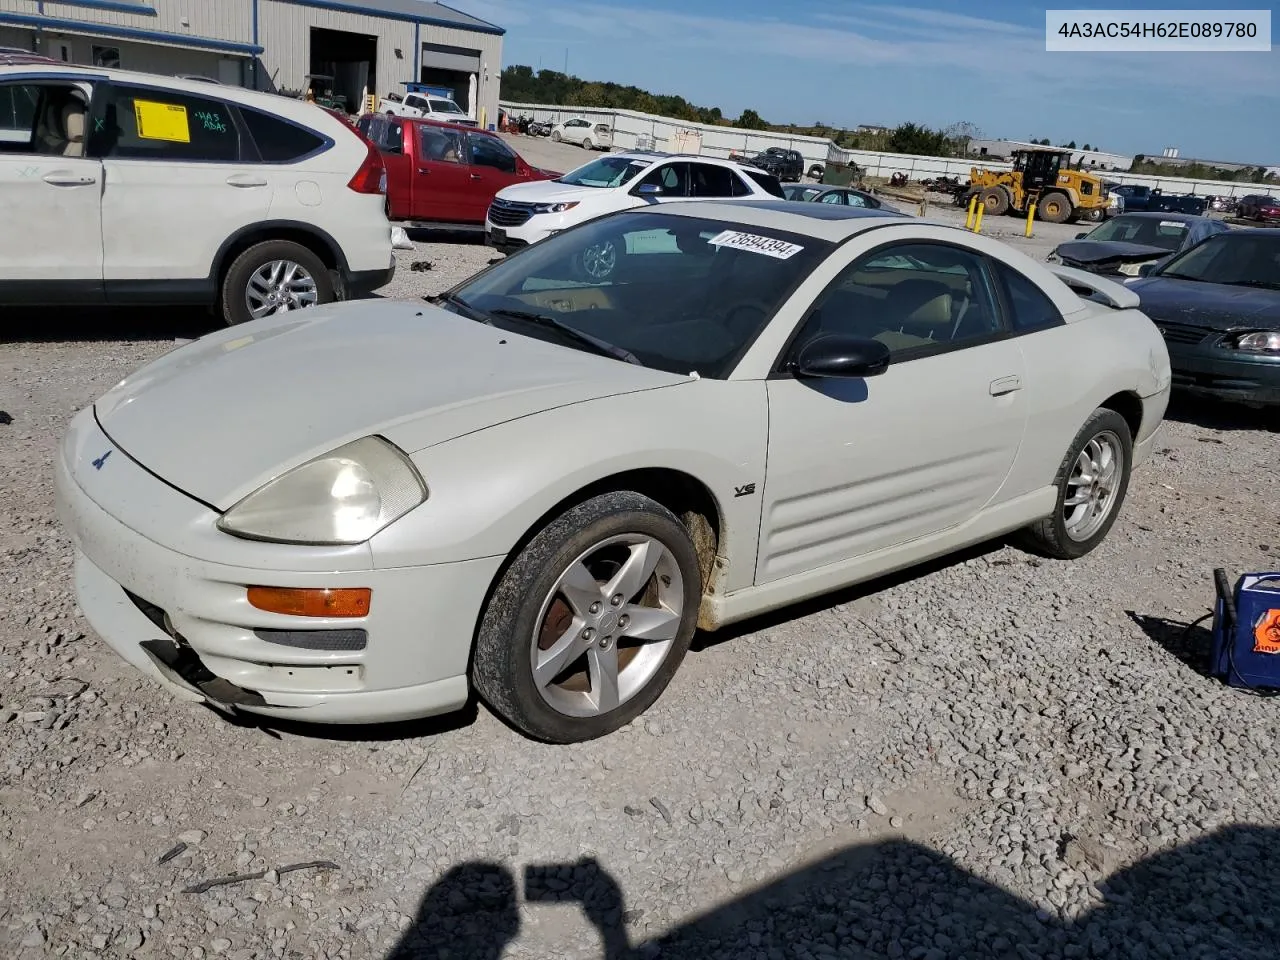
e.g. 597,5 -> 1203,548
347,137 -> 387,195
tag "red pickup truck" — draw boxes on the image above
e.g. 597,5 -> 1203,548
355,114 -> 560,227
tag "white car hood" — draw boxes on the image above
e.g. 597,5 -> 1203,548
495,179 -> 615,205
93,299 -> 682,510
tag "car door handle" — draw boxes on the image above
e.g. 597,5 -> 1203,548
417,167 -> 430,174
989,376 -> 1023,396
470,173 -> 482,180
225,174 -> 267,187
43,172 -> 96,186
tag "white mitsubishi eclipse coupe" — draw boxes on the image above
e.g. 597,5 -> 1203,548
56,201 -> 1171,743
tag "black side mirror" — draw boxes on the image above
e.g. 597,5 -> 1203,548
1075,232 -> 1089,240
791,335 -> 890,379
636,183 -> 663,196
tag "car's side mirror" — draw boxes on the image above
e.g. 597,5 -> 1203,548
791,335 -> 891,379
637,183 -> 663,196
1138,263 -> 1156,277
1075,232 -> 1089,239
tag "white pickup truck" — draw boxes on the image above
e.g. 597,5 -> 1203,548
380,91 -> 477,127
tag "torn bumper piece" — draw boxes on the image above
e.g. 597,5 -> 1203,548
139,636 -> 268,709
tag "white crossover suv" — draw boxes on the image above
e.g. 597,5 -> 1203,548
484,151 -> 785,257
0,64 -> 395,324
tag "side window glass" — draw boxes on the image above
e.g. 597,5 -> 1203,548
468,133 -> 516,172
0,82 -> 55,153
89,84 -> 239,161
688,163 -> 736,198
420,126 -> 462,162
819,191 -> 844,204
637,162 -> 686,196
729,172 -> 752,197
995,260 -> 1065,332
240,107 -> 326,162
793,243 -> 1003,361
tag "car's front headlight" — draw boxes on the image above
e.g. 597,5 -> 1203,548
1045,252 -> 1060,264
217,436 -> 427,545
1235,331 -> 1280,354
532,201 -> 580,214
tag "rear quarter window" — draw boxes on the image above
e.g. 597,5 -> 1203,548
240,107 -> 327,162
745,170 -> 785,198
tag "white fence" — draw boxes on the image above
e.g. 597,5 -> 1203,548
499,99 -> 1269,199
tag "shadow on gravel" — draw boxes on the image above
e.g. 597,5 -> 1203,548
1126,610 -> 1216,677
1164,395 -> 1280,434
0,305 -> 218,343
385,826 -> 1280,960
692,539 -> 1008,653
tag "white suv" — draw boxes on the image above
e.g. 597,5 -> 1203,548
0,64 -> 395,325
484,151 -> 785,255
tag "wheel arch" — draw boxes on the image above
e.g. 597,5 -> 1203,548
1098,389 -> 1144,441
211,221 -> 349,294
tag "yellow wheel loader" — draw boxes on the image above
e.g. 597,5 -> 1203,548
964,148 -> 1108,225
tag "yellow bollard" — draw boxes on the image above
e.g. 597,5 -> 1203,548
973,204 -> 984,234
1025,203 -> 1036,237
965,194 -> 977,230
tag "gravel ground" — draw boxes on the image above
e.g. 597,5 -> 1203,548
2,145 -> 1279,959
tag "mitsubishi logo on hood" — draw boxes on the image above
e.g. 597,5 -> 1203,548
92,449 -> 111,470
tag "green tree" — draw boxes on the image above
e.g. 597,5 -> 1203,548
736,108 -> 767,130
887,122 -> 948,157
575,82 -> 608,107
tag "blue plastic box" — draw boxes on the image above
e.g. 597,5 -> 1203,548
1210,571 -> 1280,690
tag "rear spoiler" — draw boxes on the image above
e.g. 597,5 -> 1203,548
1048,264 -> 1141,310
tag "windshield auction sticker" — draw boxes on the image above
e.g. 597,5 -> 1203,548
708,230 -> 804,259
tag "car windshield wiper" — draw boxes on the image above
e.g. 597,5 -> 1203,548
428,292 -> 492,324
1157,271 -> 1207,282
486,308 -> 641,364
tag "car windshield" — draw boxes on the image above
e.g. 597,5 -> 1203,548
555,155 -> 651,188
1157,232 -> 1280,288
429,98 -> 465,114
1084,216 -> 1189,250
443,210 -> 832,378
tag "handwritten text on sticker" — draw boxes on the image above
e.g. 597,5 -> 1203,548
708,230 -> 804,260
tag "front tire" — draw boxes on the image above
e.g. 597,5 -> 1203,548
550,129 -> 562,142
1019,408 -> 1133,560
219,240 -> 334,326
1039,192 -> 1073,224
472,492 -> 702,743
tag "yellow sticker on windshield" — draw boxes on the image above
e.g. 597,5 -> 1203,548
133,100 -> 190,143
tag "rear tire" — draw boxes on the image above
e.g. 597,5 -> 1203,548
582,137 -> 593,150
980,187 -> 1010,216
219,240 -> 334,326
1018,408 -> 1133,560
550,129 -> 562,142
1039,192 -> 1073,224
472,492 -> 701,743
808,164 -> 824,179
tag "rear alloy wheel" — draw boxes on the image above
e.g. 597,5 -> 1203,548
582,137 -> 593,150
220,240 -> 334,326
1019,408 -> 1133,560
1039,192 -> 1073,224
472,492 -> 701,742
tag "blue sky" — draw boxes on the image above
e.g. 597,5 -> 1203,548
453,0 -> 1280,162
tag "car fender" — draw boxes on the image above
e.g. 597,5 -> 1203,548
369,378 -> 770,596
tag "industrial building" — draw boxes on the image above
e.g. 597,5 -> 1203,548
0,0 -> 504,125
968,139 -> 1133,172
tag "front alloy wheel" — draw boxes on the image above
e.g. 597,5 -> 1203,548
472,491 -> 701,742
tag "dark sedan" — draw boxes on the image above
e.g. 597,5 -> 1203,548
1128,229 -> 1280,408
781,183 -> 904,214
1047,212 -> 1230,278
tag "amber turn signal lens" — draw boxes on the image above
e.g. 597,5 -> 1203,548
246,586 -> 371,618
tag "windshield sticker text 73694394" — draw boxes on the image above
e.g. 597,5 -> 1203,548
707,230 -> 804,260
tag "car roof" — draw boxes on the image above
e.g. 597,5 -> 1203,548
1110,211 -> 1210,222
628,199 -> 912,240
605,151 -> 776,175
406,116 -> 489,134
0,62 -> 345,129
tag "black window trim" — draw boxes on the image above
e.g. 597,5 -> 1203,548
768,237 -> 1020,378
